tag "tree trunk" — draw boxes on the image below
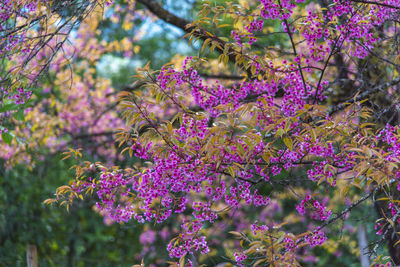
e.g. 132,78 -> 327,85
357,225 -> 370,267
26,244 -> 38,267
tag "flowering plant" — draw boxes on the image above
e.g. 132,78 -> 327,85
46,0 -> 400,265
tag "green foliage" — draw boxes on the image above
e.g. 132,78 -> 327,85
0,156 -> 142,266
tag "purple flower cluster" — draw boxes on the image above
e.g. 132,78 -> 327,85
283,236 -> 296,250
86,172 -> 134,223
0,0 -> 37,58
296,195 -> 332,221
157,59 -> 312,117
234,252 -> 247,267
139,229 -> 156,245
259,0 -> 298,20
231,19 -> 264,46
64,0 -> 400,263
250,220 -> 269,235
167,221 -> 209,258
7,87 -> 32,105
304,229 -> 327,247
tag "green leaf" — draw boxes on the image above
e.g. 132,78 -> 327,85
276,128 -> 284,138
262,152 -> 271,163
227,166 -> 235,178
2,132 -> 13,145
13,110 -> 24,121
0,103 -> 18,113
201,38 -> 211,53
283,137 -> 293,151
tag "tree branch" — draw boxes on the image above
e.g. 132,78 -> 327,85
349,0 -> 400,10
330,76 -> 400,115
136,0 -> 252,76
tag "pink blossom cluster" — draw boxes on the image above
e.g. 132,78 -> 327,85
192,202 -> 218,222
250,220 -> 269,235
296,195 -> 332,221
0,85 -> 31,133
388,202 -> 399,221
0,0 -> 13,22
375,222 -> 384,236
6,87 -> 32,105
301,0 -> 399,60
299,12 -> 331,61
131,141 -> 152,160
167,221 -> 209,258
256,0 -> 399,63
0,126 -> 8,135
10,21 -> 129,163
304,229 -> 327,247
245,20 -> 264,33
89,172 -> 134,223
231,19 -> 264,46
234,252 -> 247,267
123,148 -> 209,223
0,0 -> 36,59
167,235 -> 209,258
376,125 -> 400,163
259,0 -> 301,20
157,60 -> 311,117
56,82 -> 125,162
0,34 -> 28,60
283,236 -> 296,250
139,229 -> 157,245
0,0 -> 36,129
176,114 -> 209,140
